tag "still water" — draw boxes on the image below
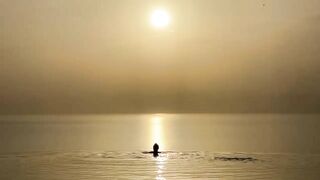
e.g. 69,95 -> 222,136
0,114 -> 319,179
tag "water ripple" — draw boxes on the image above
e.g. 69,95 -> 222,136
0,151 -> 319,180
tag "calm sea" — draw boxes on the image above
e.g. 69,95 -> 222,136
0,114 -> 319,179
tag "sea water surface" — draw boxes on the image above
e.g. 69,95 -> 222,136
0,114 -> 319,179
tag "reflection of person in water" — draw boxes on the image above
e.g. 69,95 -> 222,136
153,143 -> 159,157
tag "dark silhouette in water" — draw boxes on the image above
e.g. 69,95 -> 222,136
153,143 -> 159,157
142,143 -> 161,157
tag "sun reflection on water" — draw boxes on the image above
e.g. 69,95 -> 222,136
151,115 -> 165,150
155,156 -> 167,180
151,115 -> 166,179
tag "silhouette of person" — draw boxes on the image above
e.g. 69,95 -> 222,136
153,143 -> 159,157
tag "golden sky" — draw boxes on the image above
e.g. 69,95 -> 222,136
1,0 -> 320,113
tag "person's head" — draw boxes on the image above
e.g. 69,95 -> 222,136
153,143 -> 159,152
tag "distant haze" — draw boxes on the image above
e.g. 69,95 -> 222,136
1,0 -> 320,114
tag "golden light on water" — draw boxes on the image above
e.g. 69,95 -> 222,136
151,115 -> 165,150
155,156 -> 167,180
150,115 -> 167,179
150,9 -> 171,28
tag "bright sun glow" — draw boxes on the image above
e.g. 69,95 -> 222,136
151,9 -> 171,28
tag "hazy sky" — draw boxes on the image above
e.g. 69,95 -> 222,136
1,0 -> 320,114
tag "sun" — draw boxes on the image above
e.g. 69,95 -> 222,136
150,9 -> 171,28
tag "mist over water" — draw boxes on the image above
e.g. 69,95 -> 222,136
2,0 -> 320,179
1,0 -> 320,114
